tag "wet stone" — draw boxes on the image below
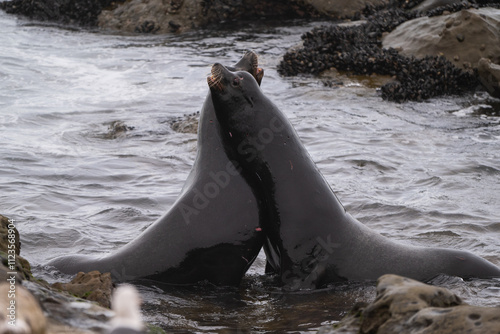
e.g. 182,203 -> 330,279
0,214 -> 32,280
0,283 -> 47,334
169,112 -> 199,134
52,270 -> 114,308
318,274 -> 500,334
101,121 -> 135,139
0,215 -> 113,332
478,58 -> 500,98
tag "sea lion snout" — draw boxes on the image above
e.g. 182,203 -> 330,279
208,63 -> 227,92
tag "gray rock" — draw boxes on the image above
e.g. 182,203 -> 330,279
25,279 -> 113,333
318,274 -> 500,334
98,0 -> 320,34
0,214 -> 114,333
52,270 -> 114,308
382,8 -> 500,70
0,215 -> 20,256
0,215 -> 32,281
98,0 -> 202,34
170,113 -> 199,134
478,58 -> 500,98
0,283 -> 47,334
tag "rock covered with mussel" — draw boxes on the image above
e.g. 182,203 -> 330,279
279,1 -> 500,102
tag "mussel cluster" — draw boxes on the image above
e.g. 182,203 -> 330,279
278,1 -> 494,102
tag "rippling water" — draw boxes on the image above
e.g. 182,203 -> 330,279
1,9 -> 499,333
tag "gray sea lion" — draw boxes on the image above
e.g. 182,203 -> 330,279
48,52 -> 264,286
208,63 -> 500,289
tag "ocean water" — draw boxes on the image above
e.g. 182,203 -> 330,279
0,9 -> 499,333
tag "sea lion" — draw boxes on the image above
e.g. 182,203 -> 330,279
48,52 -> 264,286
208,63 -> 500,289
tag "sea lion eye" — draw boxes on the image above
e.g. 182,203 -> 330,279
232,77 -> 240,87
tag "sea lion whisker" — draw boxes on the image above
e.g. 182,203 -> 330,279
211,65 -> 222,77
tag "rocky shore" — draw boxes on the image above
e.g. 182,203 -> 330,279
1,213 -> 500,333
318,274 -> 500,333
2,0 -> 500,101
278,20 -> 478,102
0,215 -> 157,333
1,1 -> 500,330
0,0 -> 126,27
0,0 -> 407,33
279,1 -> 500,101
0,0 -> 321,33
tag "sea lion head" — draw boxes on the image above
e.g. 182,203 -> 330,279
207,63 -> 287,169
207,63 -> 261,112
207,63 -> 270,157
229,50 -> 264,86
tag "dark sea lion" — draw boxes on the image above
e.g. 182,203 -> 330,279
48,52 -> 264,286
208,64 -> 500,289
